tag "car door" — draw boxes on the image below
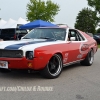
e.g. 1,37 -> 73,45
67,29 -> 86,63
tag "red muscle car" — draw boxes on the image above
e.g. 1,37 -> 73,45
0,27 -> 98,78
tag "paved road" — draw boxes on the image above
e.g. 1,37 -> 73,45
0,49 -> 100,100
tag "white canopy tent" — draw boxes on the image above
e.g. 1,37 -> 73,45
0,19 -> 7,28
10,17 -> 28,28
0,17 -> 28,29
1,18 -> 16,29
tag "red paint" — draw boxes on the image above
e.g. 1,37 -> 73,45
0,30 -> 98,70
81,44 -> 89,51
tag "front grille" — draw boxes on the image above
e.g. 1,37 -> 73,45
0,49 -> 23,58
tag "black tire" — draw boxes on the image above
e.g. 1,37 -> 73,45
0,68 -> 11,73
4,37 -> 10,40
80,49 -> 94,66
40,54 -> 63,79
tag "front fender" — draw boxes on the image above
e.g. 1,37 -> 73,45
33,49 -> 62,70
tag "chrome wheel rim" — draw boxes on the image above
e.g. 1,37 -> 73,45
89,51 -> 94,64
47,55 -> 62,76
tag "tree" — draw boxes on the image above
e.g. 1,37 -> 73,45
87,0 -> 100,14
74,7 -> 98,33
87,0 -> 100,26
96,28 -> 100,33
26,0 -> 60,22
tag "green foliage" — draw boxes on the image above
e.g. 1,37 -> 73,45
96,28 -> 100,33
87,0 -> 100,25
98,44 -> 100,48
87,0 -> 100,14
74,7 -> 98,33
26,0 -> 60,22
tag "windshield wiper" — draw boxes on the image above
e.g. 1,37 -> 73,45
39,37 -> 52,39
39,37 -> 56,40
23,37 -> 32,39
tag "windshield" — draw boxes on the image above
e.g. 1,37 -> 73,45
23,28 -> 66,40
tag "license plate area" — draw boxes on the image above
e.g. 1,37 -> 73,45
0,61 -> 8,69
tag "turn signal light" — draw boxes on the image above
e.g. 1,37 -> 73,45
28,62 -> 33,68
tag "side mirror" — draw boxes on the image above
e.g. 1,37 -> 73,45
70,37 -> 75,41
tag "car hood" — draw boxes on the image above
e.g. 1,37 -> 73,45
0,39 -> 65,51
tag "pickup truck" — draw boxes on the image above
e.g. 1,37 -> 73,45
0,28 -> 28,40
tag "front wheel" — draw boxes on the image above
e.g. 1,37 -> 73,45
80,49 -> 94,66
40,54 -> 63,79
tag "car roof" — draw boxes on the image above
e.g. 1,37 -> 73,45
32,26 -> 75,30
33,27 -> 66,29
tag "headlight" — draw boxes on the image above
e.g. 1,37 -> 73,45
26,51 -> 33,60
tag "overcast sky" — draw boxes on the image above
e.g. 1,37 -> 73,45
0,0 -> 88,28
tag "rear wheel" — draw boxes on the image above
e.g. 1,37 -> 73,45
40,54 -> 63,79
80,49 -> 94,66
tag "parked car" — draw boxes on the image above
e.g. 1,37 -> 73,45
0,28 -> 28,40
0,27 -> 98,79
87,33 -> 93,37
93,35 -> 100,44
0,29 -> 1,35
95,33 -> 100,35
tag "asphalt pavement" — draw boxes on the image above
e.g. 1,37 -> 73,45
0,49 -> 100,100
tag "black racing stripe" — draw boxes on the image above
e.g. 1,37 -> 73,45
4,41 -> 47,50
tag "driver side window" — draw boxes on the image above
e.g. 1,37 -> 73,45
68,30 -> 85,41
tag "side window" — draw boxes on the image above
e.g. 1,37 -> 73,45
69,30 -> 85,41
70,31 -> 76,37
76,31 -> 85,41
70,30 -> 79,41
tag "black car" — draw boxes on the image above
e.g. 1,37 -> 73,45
0,28 -> 28,40
95,33 -> 100,35
93,35 -> 100,44
0,29 -> 1,34
87,33 -> 93,37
